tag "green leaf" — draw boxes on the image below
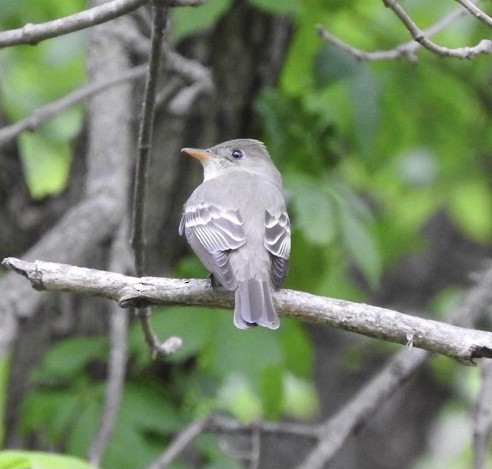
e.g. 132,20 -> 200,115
338,201 -> 381,288
282,374 -> 318,419
0,450 -> 92,469
313,45 -> 361,88
171,0 -> 232,43
217,374 -> 262,422
195,434 -> 243,469
102,382 -> 184,469
204,317 -> 283,380
116,382 -> 182,434
19,132 -> 73,198
448,180 -> 492,242
0,354 -> 10,446
349,66 -> 380,156
287,174 -> 337,245
248,0 -> 300,15
34,336 -> 107,381
128,306 -> 215,367
259,366 -> 283,420
21,389 -> 86,443
279,320 -> 313,379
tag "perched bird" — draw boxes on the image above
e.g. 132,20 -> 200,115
179,139 -> 291,329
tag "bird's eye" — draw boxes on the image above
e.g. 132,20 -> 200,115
231,149 -> 244,159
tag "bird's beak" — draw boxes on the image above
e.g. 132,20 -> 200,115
181,147 -> 212,161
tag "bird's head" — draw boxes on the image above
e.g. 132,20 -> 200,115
181,139 -> 281,185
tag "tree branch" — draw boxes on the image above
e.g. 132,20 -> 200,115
146,418 -> 210,469
454,0 -> 492,29
317,0 -> 492,62
87,222 -> 130,467
199,262 -> 492,468
297,349 -> 429,469
473,360 -> 492,469
0,0 -> 148,48
3,257 -> 492,365
0,4 -> 135,357
129,0 -> 184,358
383,0 -> 492,58
0,66 -> 146,147
131,1 -> 168,277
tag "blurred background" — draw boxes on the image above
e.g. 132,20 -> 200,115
0,0 -> 491,468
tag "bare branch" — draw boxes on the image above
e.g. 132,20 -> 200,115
167,0 -> 207,5
455,0 -> 492,28
0,0 -> 148,48
316,24 -> 419,62
383,0 -> 492,58
0,66 -> 146,147
207,416 -> 318,439
146,418 -> 209,469
473,360 -> 492,469
3,257 -> 492,364
130,2 -> 184,359
297,349 -> 429,469
317,0 -> 492,61
88,223 -> 130,466
131,2 -> 168,277
0,3 -> 135,356
297,260 -> 492,469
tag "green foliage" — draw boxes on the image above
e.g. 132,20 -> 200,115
0,355 -> 9,447
448,179 -> 492,242
20,337 -> 183,469
21,309 -> 316,467
170,0 -> 232,42
0,2 -> 85,199
130,307 -> 317,423
4,0 -> 492,468
0,450 -> 92,469
248,0 -> 300,16
33,336 -> 108,381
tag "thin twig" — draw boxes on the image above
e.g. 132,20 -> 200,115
146,418 -> 209,469
298,349 -> 429,469
249,423 -> 261,469
317,0 -> 491,61
88,222 -> 130,466
473,360 -> 492,469
207,416 -> 318,439
131,1 -> 168,276
455,0 -> 492,28
0,0 -> 148,48
316,24 -> 419,62
0,66 -> 146,147
129,1 -> 183,358
382,0 -> 492,58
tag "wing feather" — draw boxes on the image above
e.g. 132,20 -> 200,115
180,203 -> 246,290
264,210 -> 291,289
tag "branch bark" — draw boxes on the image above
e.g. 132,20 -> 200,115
383,0 -> 492,58
3,257 -> 492,365
0,0 -> 148,48
317,0 -> 492,62
0,66 -> 146,147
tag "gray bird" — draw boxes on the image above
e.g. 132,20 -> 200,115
179,139 -> 291,329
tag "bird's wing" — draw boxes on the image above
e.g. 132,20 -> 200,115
264,210 -> 291,290
179,203 -> 246,290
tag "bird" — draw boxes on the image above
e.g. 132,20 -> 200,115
179,139 -> 291,329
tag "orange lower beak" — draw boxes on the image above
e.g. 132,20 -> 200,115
181,148 -> 212,161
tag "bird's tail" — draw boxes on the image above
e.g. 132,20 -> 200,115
234,279 -> 280,329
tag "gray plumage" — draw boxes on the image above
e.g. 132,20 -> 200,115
179,139 -> 291,329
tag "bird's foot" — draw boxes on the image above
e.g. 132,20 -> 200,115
208,273 -> 222,290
